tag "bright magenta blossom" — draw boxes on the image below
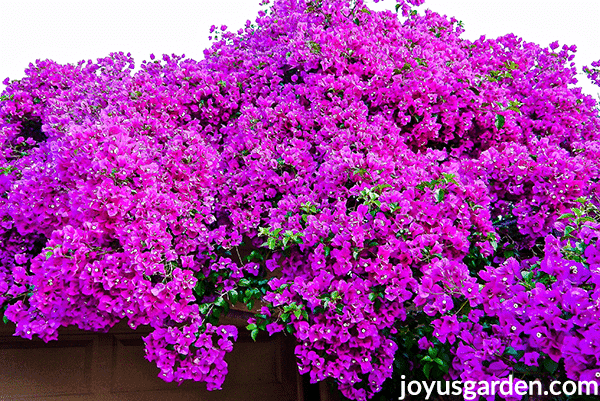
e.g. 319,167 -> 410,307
1,0 -> 600,400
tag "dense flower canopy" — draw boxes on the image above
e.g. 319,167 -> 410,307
2,0 -> 600,399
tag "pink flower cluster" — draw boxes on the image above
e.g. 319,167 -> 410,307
1,0 -> 600,399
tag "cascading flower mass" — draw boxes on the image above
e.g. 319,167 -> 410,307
1,0 -> 600,399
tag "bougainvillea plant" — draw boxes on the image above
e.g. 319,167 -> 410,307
1,0 -> 600,399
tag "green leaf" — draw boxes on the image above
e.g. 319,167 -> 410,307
543,358 -> 559,374
238,278 -> 251,287
193,281 -> 206,297
513,362 -> 528,373
228,289 -> 239,304
246,250 -> 264,262
212,307 -> 222,319
246,323 -> 257,331
558,213 -> 574,220
199,303 -> 210,315
2,315 -> 8,324
373,298 -> 382,311
564,226 -> 575,236
251,329 -> 259,341
434,188 -> 445,203
45,251 -> 53,260
423,363 -> 433,380
214,297 -> 227,308
521,271 -> 533,281
495,114 -> 505,130
428,347 -> 438,358
504,346 -> 518,358
442,173 -> 456,184
433,358 -> 444,366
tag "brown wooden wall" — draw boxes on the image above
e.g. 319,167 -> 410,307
0,317 -> 304,401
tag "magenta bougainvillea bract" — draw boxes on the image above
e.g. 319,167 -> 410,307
2,0 -> 600,399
